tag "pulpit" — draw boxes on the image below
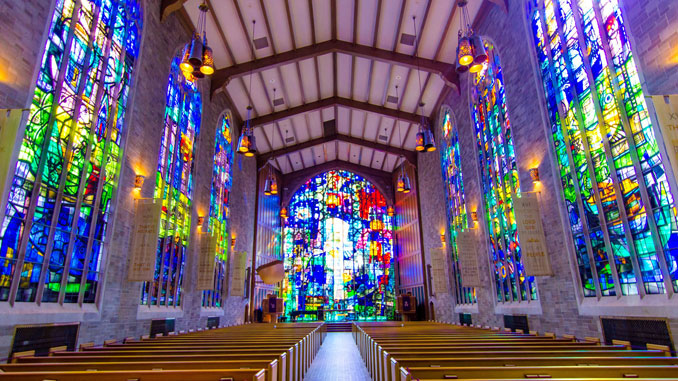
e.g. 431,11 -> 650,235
397,293 -> 417,321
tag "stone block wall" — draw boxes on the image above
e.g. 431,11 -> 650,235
0,0 -> 256,357
419,0 -> 678,346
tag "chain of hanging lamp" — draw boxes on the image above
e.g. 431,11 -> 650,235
180,0 -> 214,80
455,0 -> 488,74
394,85 -> 411,194
237,20 -> 258,156
411,16 -> 436,153
263,90 -> 279,197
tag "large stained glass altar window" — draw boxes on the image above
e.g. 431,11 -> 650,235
472,40 -> 538,303
282,170 -> 395,321
140,55 -> 201,307
0,0 -> 142,304
527,0 -> 678,297
439,106 -> 476,305
202,112 -> 233,308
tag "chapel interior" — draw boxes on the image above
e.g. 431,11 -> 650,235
0,0 -> 677,379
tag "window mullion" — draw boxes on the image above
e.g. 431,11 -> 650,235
554,0 -> 644,298
591,0 -> 674,297
565,0 -> 652,297
49,1 -> 107,305
9,0 -> 84,305
533,2 -> 609,300
539,0 -> 623,298
77,4 -> 128,306
474,96 -> 507,304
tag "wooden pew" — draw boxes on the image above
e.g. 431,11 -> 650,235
0,368 -> 267,380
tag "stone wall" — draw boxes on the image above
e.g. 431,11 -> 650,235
419,0 -> 678,346
0,0 -> 256,357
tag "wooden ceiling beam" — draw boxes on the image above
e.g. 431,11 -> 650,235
256,132 -> 416,168
210,39 -> 458,94
160,0 -> 188,22
248,96 -> 426,128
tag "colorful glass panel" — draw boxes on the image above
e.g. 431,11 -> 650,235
140,55 -> 201,307
202,113 -> 233,308
471,41 -> 538,303
439,107 -> 475,304
0,0 -> 142,304
282,170 -> 395,321
527,0 -> 678,296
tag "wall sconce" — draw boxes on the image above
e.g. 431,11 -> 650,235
529,167 -> 540,182
231,235 -> 236,250
387,205 -> 395,217
471,211 -> 478,223
134,175 -> 145,191
197,216 -> 205,227
440,231 -> 446,245
280,207 -> 289,220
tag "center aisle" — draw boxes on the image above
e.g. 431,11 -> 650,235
304,332 -> 371,381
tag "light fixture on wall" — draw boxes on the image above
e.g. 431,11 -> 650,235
412,16 -> 436,152
237,20 -> 259,157
197,216 -> 205,227
529,167 -> 540,182
471,211 -> 478,223
387,205 -> 395,217
231,235 -> 236,250
455,0 -> 488,74
134,175 -> 145,191
440,231 -> 446,245
280,206 -> 289,220
180,1 -> 214,80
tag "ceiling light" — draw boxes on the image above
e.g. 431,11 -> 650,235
456,0 -> 487,75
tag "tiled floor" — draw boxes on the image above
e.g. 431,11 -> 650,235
304,332 -> 371,381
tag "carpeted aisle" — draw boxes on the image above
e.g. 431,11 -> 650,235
304,332 -> 371,381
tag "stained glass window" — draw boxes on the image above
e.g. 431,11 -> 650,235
140,55 -> 201,307
439,106 -> 476,305
527,0 -> 678,297
202,112 -> 233,308
471,40 -> 538,303
0,0 -> 142,304
282,170 -> 395,321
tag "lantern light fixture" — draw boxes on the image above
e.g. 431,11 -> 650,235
134,175 -> 145,191
387,205 -> 395,217
530,167 -> 540,182
180,1 -> 214,80
411,16 -> 436,153
280,207 -> 289,220
197,216 -> 205,227
263,159 -> 278,196
237,20 -> 261,157
394,84 -> 412,194
455,0 -> 488,74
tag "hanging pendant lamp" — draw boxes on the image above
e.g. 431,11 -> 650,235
412,17 -> 436,153
455,0 -> 487,74
182,1 -> 214,80
394,84 -> 412,194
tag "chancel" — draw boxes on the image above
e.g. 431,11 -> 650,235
0,0 -> 676,380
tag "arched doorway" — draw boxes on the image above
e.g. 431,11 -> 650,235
282,170 -> 395,321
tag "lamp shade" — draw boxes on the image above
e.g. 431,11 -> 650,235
200,44 -> 215,75
188,35 -> 203,67
237,132 -> 251,153
180,42 -> 193,73
244,132 -> 257,156
257,260 -> 284,284
402,173 -> 411,193
424,129 -> 436,152
457,36 -> 474,66
264,178 -> 272,195
270,178 -> 278,195
396,174 -> 405,193
415,131 -> 425,151
471,35 -> 488,64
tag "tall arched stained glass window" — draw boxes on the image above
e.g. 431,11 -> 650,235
0,0 -> 142,304
140,56 -> 201,307
282,170 -> 395,321
439,106 -> 475,305
202,112 -> 233,308
471,40 -> 538,303
527,0 -> 678,297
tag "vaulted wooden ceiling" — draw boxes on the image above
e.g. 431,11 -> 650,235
162,0 -> 499,174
